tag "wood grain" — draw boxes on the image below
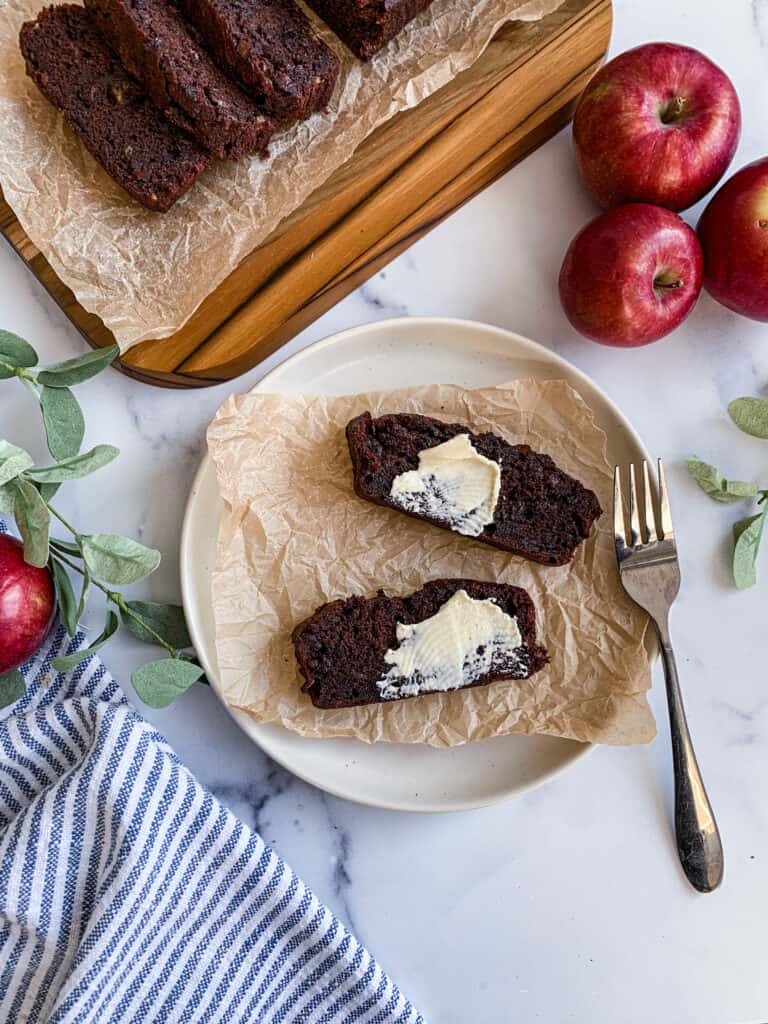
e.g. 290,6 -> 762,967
0,0 -> 611,387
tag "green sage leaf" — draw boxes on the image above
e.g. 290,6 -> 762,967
50,557 -> 78,636
122,601 -> 192,649
0,331 -> 37,377
131,658 -> 203,708
733,509 -> 765,543
52,609 -> 119,672
25,444 -> 119,483
0,483 -> 15,515
40,386 -> 85,460
685,456 -> 758,503
0,670 -> 26,708
0,441 -> 33,487
733,511 -> 766,590
37,344 -> 120,388
80,533 -> 161,585
728,397 -> 768,440
13,478 -> 50,567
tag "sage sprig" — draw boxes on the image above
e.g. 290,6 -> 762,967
0,331 -> 118,461
685,457 -> 757,504
686,456 -> 767,588
687,389 -> 768,590
0,333 -> 203,709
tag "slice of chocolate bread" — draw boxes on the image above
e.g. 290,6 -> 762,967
305,0 -> 434,60
346,412 -> 602,566
85,0 -> 275,160
19,5 -> 210,212
177,0 -> 339,121
293,579 -> 548,709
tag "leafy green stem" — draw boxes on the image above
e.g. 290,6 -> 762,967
686,458 -> 768,589
0,334 -> 202,710
51,549 -> 180,658
47,503 -> 81,538
110,593 -> 180,658
0,358 -> 38,384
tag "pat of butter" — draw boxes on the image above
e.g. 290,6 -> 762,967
376,589 -> 523,700
389,433 -> 501,537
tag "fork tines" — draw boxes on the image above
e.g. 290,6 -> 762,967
614,458 -> 675,551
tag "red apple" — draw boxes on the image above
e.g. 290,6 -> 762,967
0,534 -> 55,673
573,42 -> 741,212
558,203 -> 703,347
697,157 -> 768,321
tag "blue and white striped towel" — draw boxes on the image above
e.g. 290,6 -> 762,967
0,620 -> 424,1023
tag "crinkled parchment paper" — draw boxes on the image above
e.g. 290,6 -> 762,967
0,0 -> 563,351
207,380 -> 656,748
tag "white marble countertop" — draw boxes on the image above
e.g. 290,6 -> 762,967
2,1 -> 768,1020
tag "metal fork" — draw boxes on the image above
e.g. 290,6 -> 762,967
614,459 -> 724,893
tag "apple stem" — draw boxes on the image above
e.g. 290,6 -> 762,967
654,272 -> 684,294
659,95 -> 688,125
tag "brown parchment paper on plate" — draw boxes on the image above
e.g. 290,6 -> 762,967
206,379 -> 656,748
0,0 -> 563,352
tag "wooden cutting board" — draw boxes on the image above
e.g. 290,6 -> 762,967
0,0 -> 611,388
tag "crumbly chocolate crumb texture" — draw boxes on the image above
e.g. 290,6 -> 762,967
305,0 -> 435,60
346,411 -> 603,565
85,0 -> 275,160
293,578 -> 548,709
19,4 -> 210,211
177,0 -> 340,121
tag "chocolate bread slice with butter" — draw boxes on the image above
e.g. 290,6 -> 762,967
293,579 -> 548,709
346,412 -> 602,566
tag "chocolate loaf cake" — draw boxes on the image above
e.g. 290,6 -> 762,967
305,0 -> 433,60
19,5 -> 209,211
177,0 -> 339,121
85,0 -> 275,160
293,579 -> 548,709
346,412 -> 602,566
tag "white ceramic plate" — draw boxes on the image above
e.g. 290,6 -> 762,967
181,317 -> 651,812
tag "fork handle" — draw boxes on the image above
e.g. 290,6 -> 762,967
659,638 -> 724,893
